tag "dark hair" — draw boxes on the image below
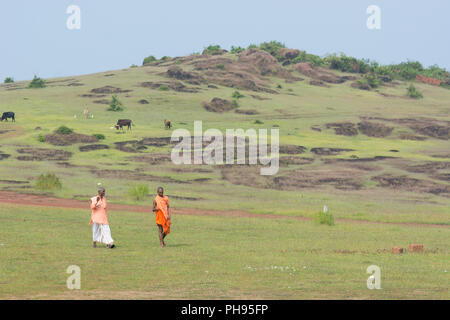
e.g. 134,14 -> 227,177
157,187 -> 164,192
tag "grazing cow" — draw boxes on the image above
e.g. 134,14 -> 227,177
1,112 -> 15,122
164,119 -> 171,129
115,119 -> 133,131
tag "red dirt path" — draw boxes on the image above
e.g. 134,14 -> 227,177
0,191 -> 447,228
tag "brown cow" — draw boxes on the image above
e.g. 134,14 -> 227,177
164,119 -> 171,129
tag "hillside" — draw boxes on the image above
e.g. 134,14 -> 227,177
0,47 -> 449,225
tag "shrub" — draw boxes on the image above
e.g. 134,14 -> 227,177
407,84 -> 423,99
292,51 -> 326,67
247,44 -> 258,49
37,134 -> 46,142
254,120 -> 264,124
259,41 -> 285,58
92,134 -> 105,140
232,90 -> 244,99
4,77 -> 14,83
364,73 -> 380,88
128,184 -> 149,201
325,53 -> 370,73
203,45 -> 222,55
28,75 -> 46,88
130,64 -> 138,68
159,85 -> 169,91
107,95 -> 124,111
55,126 -> 73,135
230,46 -> 245,54
160,56 -> 171,61
142,55 -> 156,65
35,173 -> 62,191
312,210 -> 335,226
276,84 -> 282,89
231,100 -> 239,109
216,64 -> 225,70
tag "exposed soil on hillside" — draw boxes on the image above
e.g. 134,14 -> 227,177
203,98 -> 234,113
16,148 -> 72,161
279,156 -> 314,166
279,145 -> 307,154
326,122 -> 358,136
90,86 -> 132,94
92,99 -> 110,104
45,133 -> 98,146
372,174 -> 450,197
0,152 -> 10,160
129,154 -> 172,164
79,144 -> 110,152
309,80 -> 330,87
293,62 -> 345,83
311,147 -> 355,155
357,121 -> 393,138
140,81 -> 199,93
235,109 -> 259,115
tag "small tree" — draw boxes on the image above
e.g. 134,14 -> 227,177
407,84 -> 423,99
28,75 -> 46,88
4,77 -> 14,83
232,90 -> 244,99
142,55 -> 156,65
55,126 -> 73,135
107,95 -> 124,111
36,173 -> 62,191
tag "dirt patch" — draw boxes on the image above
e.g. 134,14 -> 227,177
279,157 -> 314,166
45,133 -> 98,146
309,80 -> 330,87
16,148 -> 72,161
357,121 -> 393,138
93,99 -> 110,104
279,145 -> 307,154
128,154 -> 172,164
0,180 -> 28,184
311,125 -> 322,132
139,99 -> 149,104
90,86 -> 132,94
250,94 -> 270,100
311,147 -> 355,155
79,144 -> 110,152
323,156 -> 396,163
67,82 -> 84,87
203,98 -> 234,113
361,116 -> 449,140
326,122 -> 358,136
235,109 -> 259,115
80,94 -> 106,98
166,66 -> 205,85
372,174 -> 450,197
140,81 -> 199,93
0,152 -> 10,160
294,62 -> 345,83
399,134 -> 427,141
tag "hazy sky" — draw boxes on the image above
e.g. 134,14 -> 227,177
1,0 -> 449,81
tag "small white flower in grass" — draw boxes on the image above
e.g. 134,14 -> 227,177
323,205 -> 328,213
303,266 -> 306,269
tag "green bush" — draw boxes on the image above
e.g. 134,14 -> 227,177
325,53 -> 370,73
231,100 -> 239,109
216,64 -> 225,70
159,85 -> 169,91
313,210 -> 335,226
230,46 -> 245,54
160,56 -> 171,61
37,134 -> 46,142
259,41 -> 285,59
276,84 -> 282,89
142,55 -> 156,65
55,126 -> 73,135
4,77 -> 14,83
107,95 -> 124,111
128,184 -> 149,201
407,84 -> 423,99
28,75 -> 46,88
291,51 -> 325,66
92,134 -> 105,140
364,73 -> 380,88
130,64 -> 138,68
35,173 -> 62,191
203,45 -> 223,55
232,90 -> 244,99
254,120 -> 264,124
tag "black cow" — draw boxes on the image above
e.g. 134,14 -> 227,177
115,119 -> 133,131
1,112 -> 15,122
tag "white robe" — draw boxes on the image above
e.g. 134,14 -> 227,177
92,222 -> 114,245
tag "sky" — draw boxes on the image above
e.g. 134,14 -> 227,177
1,0 -> 449,81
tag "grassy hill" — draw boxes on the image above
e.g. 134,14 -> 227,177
0,46 -> 449,299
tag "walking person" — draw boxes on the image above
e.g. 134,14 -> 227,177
89,187 -> 115,248
153,187 -> 171,248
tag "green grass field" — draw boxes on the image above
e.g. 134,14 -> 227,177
0,51 -> 448,299
0,203 -> 448,299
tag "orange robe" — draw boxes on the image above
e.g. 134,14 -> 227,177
90,196 -> 109,225
154,195 -> 171,235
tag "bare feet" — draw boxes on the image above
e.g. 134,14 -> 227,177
93,242 -> 97,248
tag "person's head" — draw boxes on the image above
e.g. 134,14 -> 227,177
98,187 -> 106,197
157,187 -> 164,197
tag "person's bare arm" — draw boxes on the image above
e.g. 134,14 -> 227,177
152,199 -> 158,212
167,204 -> 171,220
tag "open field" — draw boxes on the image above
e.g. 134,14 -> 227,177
0,203 -> 448,299
0,49 -> 449,299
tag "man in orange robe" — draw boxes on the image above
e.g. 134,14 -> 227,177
153,187 -> 171,247
89,187 -> 115,248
